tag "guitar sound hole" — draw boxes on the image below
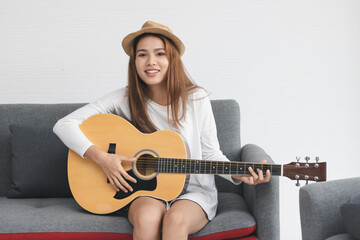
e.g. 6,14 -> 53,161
136,154 -> 157,177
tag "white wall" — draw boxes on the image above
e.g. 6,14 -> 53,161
1,0 -> 359,239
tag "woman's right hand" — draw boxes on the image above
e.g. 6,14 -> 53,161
84,145 -> 137,193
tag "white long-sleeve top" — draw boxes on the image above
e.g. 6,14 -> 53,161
53,87 -> 240,220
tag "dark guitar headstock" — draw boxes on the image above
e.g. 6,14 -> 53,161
283,157 -> 326,186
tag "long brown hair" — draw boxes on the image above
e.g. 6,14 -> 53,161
127,33 -> 197,133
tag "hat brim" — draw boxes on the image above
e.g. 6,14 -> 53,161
122,27 -> 185,57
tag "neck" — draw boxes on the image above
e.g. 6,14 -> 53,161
154,157 -> 283,176
148,85 -> 168,106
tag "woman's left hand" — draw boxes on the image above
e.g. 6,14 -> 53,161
232,159 -> 271,185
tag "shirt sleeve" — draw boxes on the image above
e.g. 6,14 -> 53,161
195,90 -> 242,185
53,88 -> 128,157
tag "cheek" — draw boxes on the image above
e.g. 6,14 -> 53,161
162,59 -> 169,71
135,59 -> 142,74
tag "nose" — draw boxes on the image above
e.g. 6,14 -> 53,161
146,54 -> 156,66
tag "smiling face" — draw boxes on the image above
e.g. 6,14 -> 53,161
135,35 -> 169,91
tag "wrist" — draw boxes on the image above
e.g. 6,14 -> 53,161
84,145 -> 107,164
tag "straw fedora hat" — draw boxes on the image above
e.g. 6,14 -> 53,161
122,21 -> 185,56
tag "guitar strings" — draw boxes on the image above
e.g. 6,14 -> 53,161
134,157 -> 282,175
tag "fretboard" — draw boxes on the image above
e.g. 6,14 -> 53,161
155,158 -> 282,176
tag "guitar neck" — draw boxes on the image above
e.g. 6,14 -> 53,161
155,158 -> 283,176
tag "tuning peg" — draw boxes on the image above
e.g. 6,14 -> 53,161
295,175 -> 300,187
305,175 -> 309,185
315,157 -> 320,168
296,156 -> 300,162
305,156 -> 310,163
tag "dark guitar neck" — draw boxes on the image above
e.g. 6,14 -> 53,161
151,157 -> 283,176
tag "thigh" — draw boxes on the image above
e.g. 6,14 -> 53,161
168,199 -> 209,234
128,196 -> 167,226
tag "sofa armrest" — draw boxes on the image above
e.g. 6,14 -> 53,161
241,144 -> 280,240
299,177 -> 360,240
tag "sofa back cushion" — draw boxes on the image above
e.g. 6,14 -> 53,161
0,104 -> 85,197
0,100 -> 241,197
8,124 -> 72,197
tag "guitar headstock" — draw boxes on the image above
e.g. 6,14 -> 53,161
283,157 -> 326,186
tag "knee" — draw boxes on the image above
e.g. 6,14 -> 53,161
131,208 -> 163,229
163,210 -> 186,229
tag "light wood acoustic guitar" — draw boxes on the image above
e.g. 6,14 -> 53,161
67,113 -> 327,214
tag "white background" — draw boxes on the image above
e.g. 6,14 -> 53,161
1,0 -> 359,239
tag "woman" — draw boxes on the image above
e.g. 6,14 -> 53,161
53,21 -> 270,240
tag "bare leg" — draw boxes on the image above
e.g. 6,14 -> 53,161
128,197 -> 167,240
162,200 -> 209,240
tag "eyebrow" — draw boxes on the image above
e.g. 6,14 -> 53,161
136,48 -> 165,53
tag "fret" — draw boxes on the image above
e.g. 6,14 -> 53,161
166,158 -> 169,173
179,159 -> 184,173
195,160 -> 199,174
200,160 -> 205,174
207,161 -> 211,174
238,164 -> 244,175
183,159 -> 187,174
223,162 -> 230,175
167,158 -> 170,173
188,160 -> 191,174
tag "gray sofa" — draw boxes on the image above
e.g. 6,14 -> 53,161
0,100 -> 279,240
300,177 -> 360,240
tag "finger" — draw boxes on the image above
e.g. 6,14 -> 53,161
249,176 -> 254,185
120,155 -> 136,162
120,168 -> 137,184
108,177 -> 120,192
248,167 -> 259,182
257,168 -> 264,182
113,175 -> 130,193
264,169 -> 271,182
116,174 -> 134,192
259,159 -> 267,164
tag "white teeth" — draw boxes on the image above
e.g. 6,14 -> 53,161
146,70 -> 159,74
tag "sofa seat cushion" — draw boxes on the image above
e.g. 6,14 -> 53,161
326,233 -> 353,240
190,192 -> 256,239
0,192 -> 255,240
0,197 -> 132,234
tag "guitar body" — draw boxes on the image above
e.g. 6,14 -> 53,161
68,113 -> 187,214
